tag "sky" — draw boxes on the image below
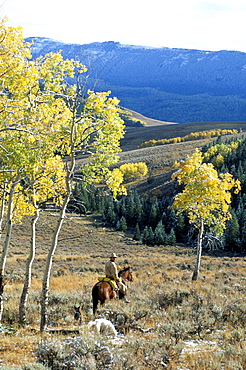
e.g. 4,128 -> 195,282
1,0 -> 246,52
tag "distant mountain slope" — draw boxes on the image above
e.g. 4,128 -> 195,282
125,108 -> 178,126
26,38 -> 246,123
121,120 -> 246,151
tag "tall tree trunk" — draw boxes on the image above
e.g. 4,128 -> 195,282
19,198 -> 40,327
40,155 -> 75,332
192,219 -> 204,281
0,174 -> 20,322
0,184 -> 7,239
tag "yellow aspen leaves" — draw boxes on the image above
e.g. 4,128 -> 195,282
119,162 -> 148,182
172,149 -> 241,236
140,129 -> 238,148
0,19 -> 126,225
105,168 -> 127,198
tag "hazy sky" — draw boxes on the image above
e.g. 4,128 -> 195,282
1,0 -> 246,52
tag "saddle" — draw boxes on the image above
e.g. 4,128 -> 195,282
98,277 -> 118,290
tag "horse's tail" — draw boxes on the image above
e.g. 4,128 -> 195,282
92,284 -> 100,315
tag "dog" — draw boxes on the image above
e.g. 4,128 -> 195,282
88,318 -> 118,337
74,306 -> 82,324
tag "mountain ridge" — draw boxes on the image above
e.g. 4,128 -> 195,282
26,37 -> 246,123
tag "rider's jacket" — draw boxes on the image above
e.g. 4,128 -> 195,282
105,260 -> 118,280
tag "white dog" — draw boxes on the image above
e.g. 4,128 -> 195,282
88,318 -> 118,337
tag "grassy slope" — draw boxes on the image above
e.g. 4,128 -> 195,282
2,114 -> 246,367
119,113 -> 246,195
124,108 -> 178,126
74,112 -> 246,195
3,213 -> 246,368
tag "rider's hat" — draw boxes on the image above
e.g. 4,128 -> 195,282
110,253 -> 117,258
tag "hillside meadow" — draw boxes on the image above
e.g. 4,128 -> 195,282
115,120 -> 246,196
2,119 -> 246,369
2,23 -> 246,368
75,117 -> 246,196
120,116 -> 246,151
1,212 -> 246,369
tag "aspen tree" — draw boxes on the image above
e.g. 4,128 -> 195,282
39,82 -> 126,332
0,19 -> 81,322
172,149 -> 240,281
19,156 -> 66,326
0,19 -> 126,329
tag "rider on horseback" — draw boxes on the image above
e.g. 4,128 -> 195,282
105,253 -> 130,303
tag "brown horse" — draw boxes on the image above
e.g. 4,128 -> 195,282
92,266 -> 133,315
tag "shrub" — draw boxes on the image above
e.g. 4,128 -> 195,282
119,162 -> 148,182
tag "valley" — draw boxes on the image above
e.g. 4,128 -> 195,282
1,117 -> 246,368
2,21 -> 246,369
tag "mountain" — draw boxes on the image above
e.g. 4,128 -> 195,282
26,37 -> 246,123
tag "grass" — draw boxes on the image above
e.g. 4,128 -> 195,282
117,125 -> 246,195
2,120 -> 246,368
1,212 -> 246,369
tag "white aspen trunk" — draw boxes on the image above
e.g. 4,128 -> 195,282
40,152 -> 75,332
0,184 -> 7,239
192,218 -> 204,281
19,197 -> 40,327
0,174 -> 21,322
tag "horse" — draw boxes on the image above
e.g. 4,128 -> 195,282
92,266 -> 133,315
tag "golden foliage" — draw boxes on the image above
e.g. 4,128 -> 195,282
140,129 -> 238,148
0,19 -> 126,223
172,149 -> 241,236
119,162 -> 148,182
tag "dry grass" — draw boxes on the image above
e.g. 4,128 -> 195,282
0,330 -> 41,366
1,212 -> 246,369
118,127 -> 246,195
126,108 -> 179,126
74,121 -> 246,197
121,120 -> 246,151
2,122 -> 246,368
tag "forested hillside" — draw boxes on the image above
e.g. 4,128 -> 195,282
71,134 -> 246,254
26,37 -> 246,123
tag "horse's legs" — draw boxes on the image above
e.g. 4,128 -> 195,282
92,283 -> 117,315
92,285 -> 109,315
110,290 -> 117,300
92,286 -> 100,315
118,290 -> 124,299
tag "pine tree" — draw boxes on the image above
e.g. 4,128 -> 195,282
149,200 -> 159,228
106,205 -> 117,225
176,212 -> 186,238
161,211 -> 167,226
95,188 -> 105,214
154,221 -> 167,245
134,193 -> 143,226
169,228 -> 176,246
240,210 -> 246,251
133,223 -> 141,241
126,191 -> 136,225
117,216 -> 127,232
224,209 -> 240,251
119,196 -> 126,218
237,161 -> 244,182
141,198 -> 150,225
165,209 -> 177,233
147,227 -> 155,245
142,226 -> 149,245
